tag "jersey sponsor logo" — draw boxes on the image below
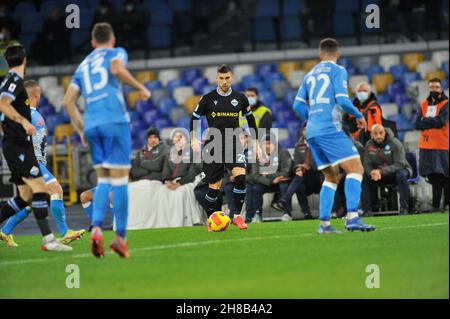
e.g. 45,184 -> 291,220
30,166 -> 39,176
231,99 -> 238,107
211,112 -> 239,118
25,98 -> 30,106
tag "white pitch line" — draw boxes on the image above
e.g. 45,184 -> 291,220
0,222 -> 447,267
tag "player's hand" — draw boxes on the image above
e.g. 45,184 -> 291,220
139,87 -> 151,101
370,169 -> 382,181
21,119 -> 36,136
295,167 -> 304,177
272,176 -> 284,184
191,138 -> 201,153
79,132 -> 88,148
356,117 -> 367,130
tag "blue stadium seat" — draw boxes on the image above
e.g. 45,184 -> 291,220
402,72 -> 422,86
253,19 -> 276,42
143,0 -> 166,12
241,74 -> 261,88
150,2 -> 174,25
336,0 -> 359,12
256,0 -> 279,18
280,139 -> 296,149
286,121 -> 301,137
174,13 -> 194,35
365,65 -> 384,82
386,82 -> 405,98
249,82 -> 270,95
389,64 -> 408,82
147,26 -> 172,48
271,100 -> 289,114
182,68 -> 202,84
279,17 -> 302,41
256,64 -> 277,78
80,10 -> 95,29
442,61 -> 449,77
21,13 -> 43,34
109,0 -> 125,8
202,85 -> 217,95
388,114 -> 413,131
281,0 -> 304,16
145,80 -> 163,91
129,110 -> 139,123
276,110 -> 297,126
136,129 -> 148,144
333,13 -> 355,37
377,93 -> 391,104
259,91 -> 276,107
167,79 -> 187,95
19,33 -> 37,51
62,0 -> 88,8
264,72 -> 284,87
191,77 -> 209,95
346,66 -> 360,76
283,89 -> 297,106
393,93 -> 411,108
154,118 -> 173,130
442,79 -> 449,90
40,1 -> 61,16
135,99 -> 153,115
177,116 -> 191,130
14,2 -> 36,14
362,0 -> 381,7
157,98 -> 177,116
338,57 -> 353,69
169,0 -> 192,12
143,109 -> 160,126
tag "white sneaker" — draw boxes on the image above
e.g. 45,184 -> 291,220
281,214 -> 293,222
42,237 -> 73,252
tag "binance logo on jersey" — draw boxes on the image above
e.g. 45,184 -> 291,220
212,112 -> 239,118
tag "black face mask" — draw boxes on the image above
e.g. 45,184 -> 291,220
430,91 -> 441,100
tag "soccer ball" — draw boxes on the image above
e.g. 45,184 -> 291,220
208,211 -> 231,232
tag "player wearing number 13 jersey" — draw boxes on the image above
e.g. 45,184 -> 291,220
293,38 -> 375,234
64,23 -> 151,258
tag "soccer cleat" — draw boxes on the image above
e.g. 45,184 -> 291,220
61,229 -> 87,245
317,224 -> 341,234
0,231 -> 18,247
345,217 -> 376,232
91,227 -> 105,258
252,213 -> 263,224
271,200 -> 286,212
41,238 -> 72,251
233,215 -> 248,230
110,236 -> 129,258
280,213 -> 293,222
206,222 -> 213,232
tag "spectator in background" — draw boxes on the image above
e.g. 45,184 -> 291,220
118,0 -> 148,51
362,124 -> 412,215
272,122 -> 322,220
344,82 -> 383,146
130,126 -> 170,181
415,78 -> 449,211
32,6 -> 69,65
246,134 -> 292,222
0,4 -> 19,40
241,87 -> 272,131
93,0 -> 119,31
162,129 -> 201,190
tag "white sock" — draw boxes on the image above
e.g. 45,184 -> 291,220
347,212 -> 359,220
44,233 -> 55,242
320,220 -> 331,227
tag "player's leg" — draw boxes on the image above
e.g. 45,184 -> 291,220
105,123 -> 132,258
230,167 -> 248,230
23,176 -> 72,251
80,188 -> 95,220
203,162 -> 224,216
0,206 -> 31,247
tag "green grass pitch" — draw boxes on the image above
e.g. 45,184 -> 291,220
0,213 -> 448,299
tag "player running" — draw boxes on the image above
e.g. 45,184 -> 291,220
0,80 -> 86,247
293,38 -> 376,234
63,23 -> 150,258
190,64 -> 259,230
0,45 -> 71,251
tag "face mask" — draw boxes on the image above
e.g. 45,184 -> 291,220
247,97 -> 257,106
430,91 -> 440,99
357,91 -> 369,103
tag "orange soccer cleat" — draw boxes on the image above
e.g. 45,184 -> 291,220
91,227 -> 105,258
110,236 -> 130,258
233,215 -> 248,230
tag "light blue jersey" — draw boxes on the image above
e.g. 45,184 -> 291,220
30,107 -> 47,165
70,47 -> 130,132
293,60 -> 362,138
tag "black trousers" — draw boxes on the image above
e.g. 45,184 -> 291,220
427,174 -> 449,209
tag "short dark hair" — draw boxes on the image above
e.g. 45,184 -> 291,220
92,22 -> 114,44
4,44 -> 26,68
428,77 -> 442,84
246,87 -> 259,95
217,64 -> 232,74
319,38 -> 339,54
24,80 -> 39,90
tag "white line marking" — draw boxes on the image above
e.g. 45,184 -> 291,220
0,222 -> 447,267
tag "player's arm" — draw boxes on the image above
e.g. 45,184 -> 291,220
243,107 -> 259,140
0,95 -> 35,135
190,97 -> 207,152
334,68 -> 365,128
293,79 -> 309,120
63,85 -> 86,145
110,59 -> 150,100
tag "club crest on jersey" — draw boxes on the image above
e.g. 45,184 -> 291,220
384,145 -> 391,151
30,166 -> 39,176
18,154 -> 25,162
214,100 -> 218,105
231,99 -> 238,107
